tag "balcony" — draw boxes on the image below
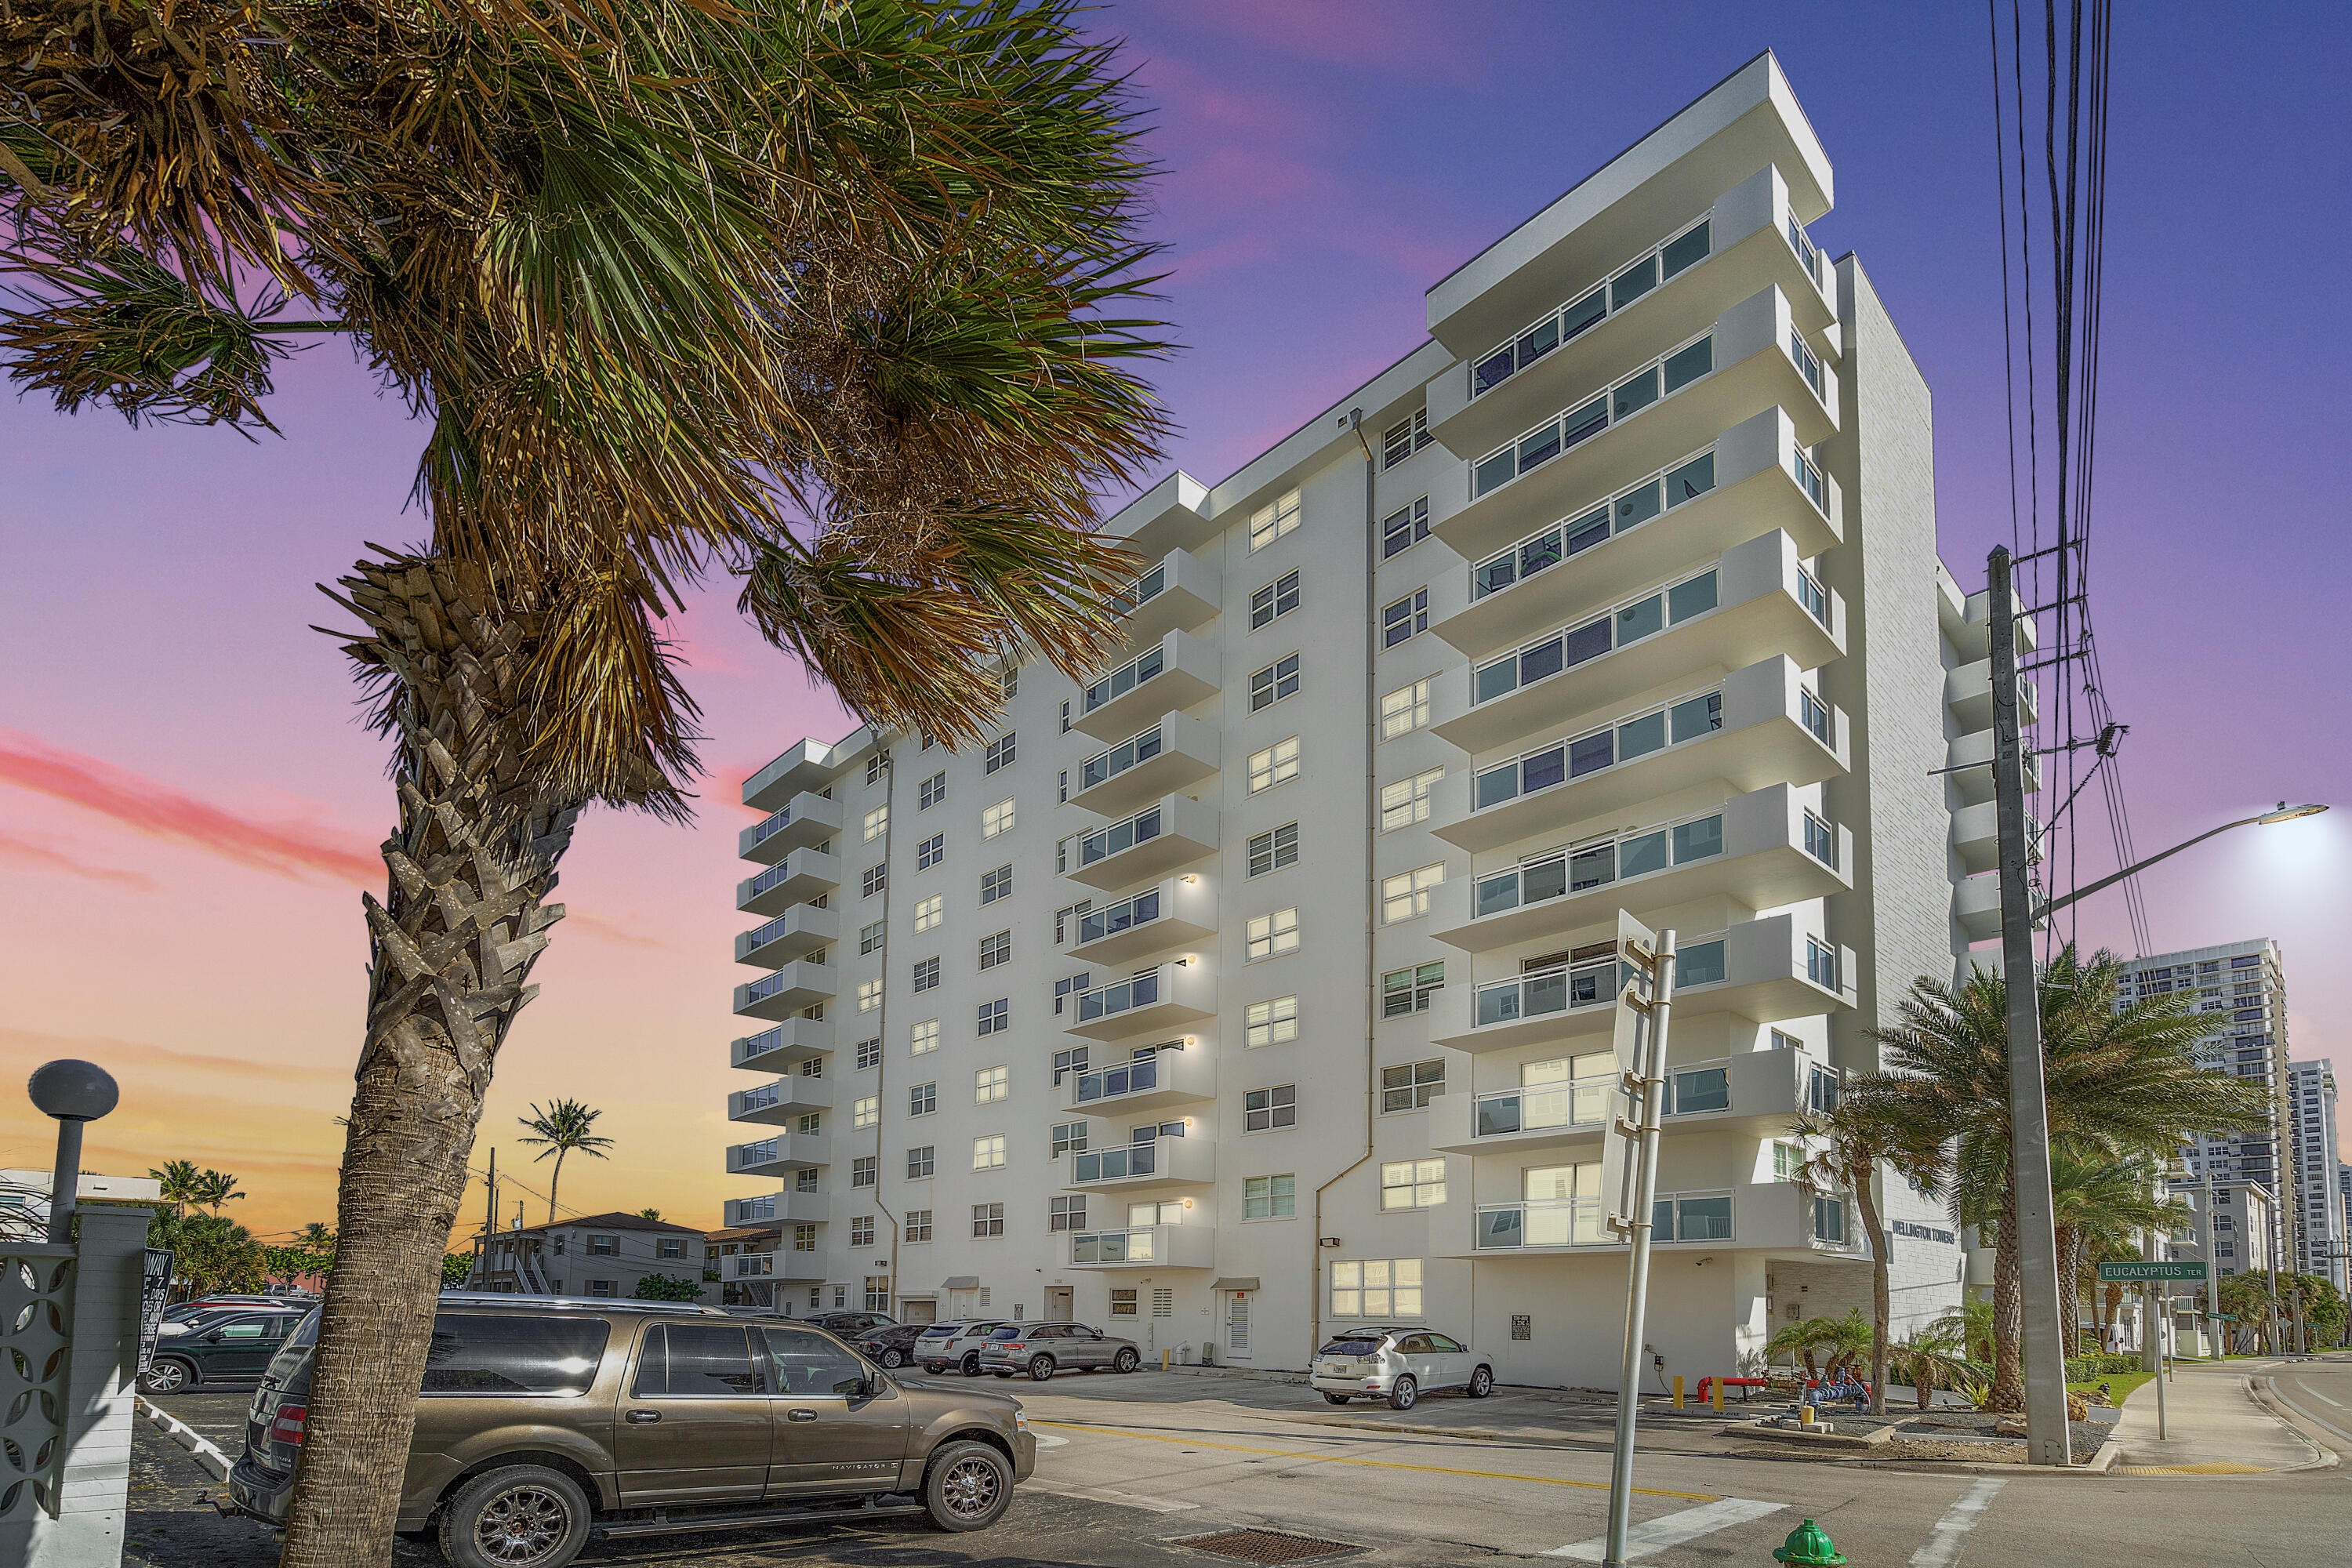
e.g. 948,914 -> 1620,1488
735,904 -> 838,969
1454,1181 -> 1863,1259
1432,784 -> 1851,956
1104,470 -> 1217,561
731,960 -> 836,1022
743,738 -> 843,814
738,791 -> 842,865
1434,913 -> 1856,1055
1068,1225 -> 1215,1269
1062,795 -> 1219,891
1069,875 -> 1218,965
1071,713 -> 1219,818
1069,1046 -> 1217,1115
1064,961 -> 1217,1042
1438,656 -> 1848,855
1955,873 -> 2011,942
1946,658 -> 2039,735
1431,532 -> 1844,756
1064,1135 -> 1215,1196
723,1189 -> 829,1227
1427,1043 -> 1837,1157
726,1133 -> 830,1178
1941,729 -> 2042,808
728,1076 -> 834,1125
731,1018 -> 832,1073
1074,630 -> 1221,742
728,1250 -> 828,1283
735,848 -> 841,917
1109,548 -> 1221,651
1433,407 -> 1842,655
1951,800 -> 2042,877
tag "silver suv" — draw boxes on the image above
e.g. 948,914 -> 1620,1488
976,1323 -> 1142,1381
1309,1327 -> 1494,1410
917,1319 -> 1010,1376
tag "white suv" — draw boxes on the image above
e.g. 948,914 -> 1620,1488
918,1319 -> 1011,1376
1309,1327 -> 1494,1410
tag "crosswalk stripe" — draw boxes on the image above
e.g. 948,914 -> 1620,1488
1545,1497 -> 1788,1561
1908,1477 -> 2006,1568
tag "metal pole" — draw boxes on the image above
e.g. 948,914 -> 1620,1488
1987,546 -> 2072,1466
2149,1283 -> 2166,1439
43,1118 -> 83,1244
2201,1156 -> 2218,1358
1602,930 -> 1676,1568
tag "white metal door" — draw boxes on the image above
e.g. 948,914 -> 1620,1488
1225,1292 -> 1250,1356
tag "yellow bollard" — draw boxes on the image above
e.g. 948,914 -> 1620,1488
1161,1348 -> 1171,1371
1798,1403 -> 1817,1427
1673,1374 -> 1685,1409
1711,1377 -> 1723,1413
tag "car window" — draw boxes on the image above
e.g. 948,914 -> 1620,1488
1432,1334 -> 1467,1353
629,1324 -> 764,1398
1396,1334 -> 1433,1354
424,1315 -> 612,1396
762,1327 -> 870,1397
1319,1337 -> 1383,1356
214,1317 -> 271,1339
988,1326 -> 1025,1340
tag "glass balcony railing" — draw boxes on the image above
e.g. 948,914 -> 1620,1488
735,1138 -> 779,1166
1082,725 -> 1163,791
739,1082 -> 782,1112
1655,1189 -> 1735,1241
1071,1225 -> 1166,1263
735,1026 -> 792,1064
1471,688 -> 1723,812
1475,1199 -> 1606,1249
1078,889 -> 1162,948
1471,940 -> 1726,1028
1073,1142 -> 1160,1182
742,963 -> 815,1006
1472,332 -> 1716,500
742,912 -> 798,953
1472,811 -> 1724,922
1472,1075 -> 1615,1136
1083,644 -> 1166,715
1469,450 -> 1719,602
1076,1054 -> 1163,1104
1472,568 -> 1721,706
1108,562 -> 1167,619
732,1253 -> 775,1278
746,861 -> 793,899
1075,970 -> 1161,1025
1079,804 -> 1164,869
1472,216 -> 1714,398
750,803 -> 797,848
733,1194 -> 778,1223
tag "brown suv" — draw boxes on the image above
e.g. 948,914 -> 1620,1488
227,1298 -> 1034,1566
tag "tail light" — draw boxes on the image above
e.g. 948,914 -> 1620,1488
1000,1342 -> 1025,1352
270,1404 -> 307,1447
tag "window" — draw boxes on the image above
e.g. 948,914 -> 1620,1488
1244,1084 -> 1297,1132
1381,1159 -> 1446,1210
1383,410 -> 1432,467
852,1156 -> 877,1188
1249,487 -> 1301,551
912,956 -> 940,992
852,1096 -> 879,1129
856,978 -> 881,1013
1053,971 -> 1093,1016
1050,1195 -> 1087,1232
1058,771 -> 1068,803
976,997 -> 1008,1035
1381,496 -> 1431,557
1247,907 -> 1300,960
918,771 -> 946,810
1382,587 -> 1429,648
978,931 -> 1011,970
1243,1173 -> 1297,1219
1773,1142 -> 1804,1182
971,1203 -> 1005,1238
1250,653 -> 1301,711
916,833 -> 944,869
797,1112 -> 822,1134
1250,570 -> 1301,630
862,863 -> 887,897
985,733 -> 1016,773
1381,1054 -> 1445,1109
657,1236 -> 686,1260
1051,1122 -> 1090,1159
863,804 -> 889,841
1247,736 -> 1300,793
1806,936 -> 1840,991
858,920 -> 885,955
1380,678 -> 1432,740
975,1065 -> 1009,1103
907,1145 -> 935,1178
910,1018 -> 939,1055
1053,902 -> 1094,946
856,1036 -> 881,1069
1379,767 -> 1444,831
866,753 -> 888,786
1382,863 -> 1443,923
800,1056 -> 823,1078
1246,995 -> 1298,1048
973,1135 -> 1006,1171
982,798 -> 1014,839
981,864 -> 1012,905
1330,1258 -> 1421,1318
585,1234 -> 619,1258
911,894 -> 942,933
1052,1046 -> 1091,1084
999,666 -> 1018,700
792,1225 -> 817,1252
1247,822 -> 1300,877
909,1081 -> 936,1116
1803,811 -> 1837,867
795,1168 -> 818,1192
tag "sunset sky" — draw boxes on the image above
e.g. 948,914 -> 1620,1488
4,2 -> 2345,1243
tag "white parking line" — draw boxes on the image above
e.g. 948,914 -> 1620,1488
1908,1477 -> 2006,1568
1546,1497 -> 1786,1561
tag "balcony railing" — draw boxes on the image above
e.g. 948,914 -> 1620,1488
1075,970 -> 1160,1025
1070,1225 -> 1168,1263
733,1252 -> 775,1278
1472,939 -> 1726,1029
1468,448 -> 1719,602
1471,566 -> 1722,706
1078,889 -> 1162,949
1076,804 -> 1163,869
736,1138 -> 779,1167
745,861 -> 795,900
742,963 -> 818,1007
1073,1142 -> 1163,1182
1108,562 -> 1167,619
1470,216 -> 1715,399
1471,329 -> 1716,500
1076,1054 -> 1163,1105
750,803 -> 798,848
740,1083 -> 783,1113
1472,811 -> 1725,922
740,912 -> 801,956
1471,685 -> 1724,812
1472,1188 -> 1733,1250
1083,645 -> 1166,716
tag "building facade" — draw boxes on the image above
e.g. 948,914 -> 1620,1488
2286,1060 -> 2343,1290
720,53 -> 1997,1385
469,1213 -> 711,1301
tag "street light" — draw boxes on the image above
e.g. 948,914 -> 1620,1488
2036,803 -> 2328,920
28,1059 -> 120,1243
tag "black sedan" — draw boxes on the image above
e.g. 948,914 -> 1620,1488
851,1321 -> 929,1369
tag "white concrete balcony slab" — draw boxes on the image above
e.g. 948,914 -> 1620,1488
1437,656 -> 1848,856
1941,728 -> 2042,807
1063,961 -> 1216,1042
1068,1225 -> 1215,1269
1074,630 -> 1221,742
1446,1181 -> 1865,1261
731,1018 -> 832,1073
727,1132 -> 830,1178
1955,873 -> 2011,942
731,960 -> 837,1022
1062,795 -> 1219,891
1104,471 -> 1217,561
727,1076 -> 834,1125
1951,800 -> 2042,877
744,739 -> 842,813
1947,657 -> 2039,735
1071,713 -> 1219,818
1067,1046 -> 1216,1116
735,848 -> 841,916
1062,1135 -> 1214,1196
1109,547 -> 1221,652
1427,1044 -> 1836,1157
1068,874 -> 1218,966
728,1249 -> 828,1283
1432,783 -> 1851,956
739,791 -> 841,865
1432,532 -> 1844,756
735,904 -> 838,968
723,1190 -> 829,1228
1432,406 -> 1842,655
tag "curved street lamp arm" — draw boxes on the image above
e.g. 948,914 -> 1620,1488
2034,815 -> 2267,921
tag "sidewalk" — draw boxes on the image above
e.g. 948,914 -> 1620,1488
2107,1360 -> 2332,1474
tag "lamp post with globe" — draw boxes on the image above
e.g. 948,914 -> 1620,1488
28,1059 -> 120,1243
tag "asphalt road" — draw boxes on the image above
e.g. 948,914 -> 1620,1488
133,1356 -> 2352,1566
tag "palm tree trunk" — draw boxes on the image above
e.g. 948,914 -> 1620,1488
1991,1177 -> 2025,1412
281,558 -> 583,1568
548,1147 -> 567,1225
1854,1159 -> 1892,1416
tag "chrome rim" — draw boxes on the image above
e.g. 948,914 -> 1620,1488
148,1362 -> 187,1393
1473,1370 -> 1491,1394
1394,1379 -> 1416,1407
881,1348 -> 903,1367
1116,1350 -> 1138,1370
938,1455 -> 1002,1521
473,1483 -> 572,1565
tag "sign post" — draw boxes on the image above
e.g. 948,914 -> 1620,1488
1600,912 -> 1671,1568
138,1247 -> 174,1377
2100,1261 -> 2206,1443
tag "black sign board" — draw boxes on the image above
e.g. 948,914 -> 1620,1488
138,1248 -> 174,1374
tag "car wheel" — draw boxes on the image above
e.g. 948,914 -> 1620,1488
1322,1392 -> 1351,1406
960,1352 -> 982,1377
879,1347 -> 906,1369
138,1358 -> 194,1396
1468,1365 -> 1494,1399
1027,1354 -> 1055,1382
1388,1375 -> 1418,1412
922,1439 -> 1014,1532
437,1463 -> 591,1568
1112,1348 -> 1140,1374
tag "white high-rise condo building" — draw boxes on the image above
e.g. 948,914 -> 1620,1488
2285,1061 -> 2341,1290
720,53 -> 2019,1384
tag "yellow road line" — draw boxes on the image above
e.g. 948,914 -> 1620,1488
1036,1418 -> 1717,1501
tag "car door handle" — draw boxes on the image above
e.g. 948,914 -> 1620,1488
625,1410 -> 661,1425
787,1409 -> 818,1421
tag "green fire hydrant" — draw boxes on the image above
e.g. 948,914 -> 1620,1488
1773,1518 -> 1846,1566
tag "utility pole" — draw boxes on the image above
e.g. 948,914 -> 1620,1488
1987,546 -> 2071,1466
1602,925 -> 1675,1568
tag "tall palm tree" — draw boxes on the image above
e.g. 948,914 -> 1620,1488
1788,1094 -> 1946,1414
1855,947 -> 2269,1410
517,1100 -> 615,1222
194,1168 -> 246,1217
4,6 -> 1167,1560
2048,1146 -> 2183,1349
148,1160 -> 203,1221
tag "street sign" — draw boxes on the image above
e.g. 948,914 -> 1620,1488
2098,1260 -> 2208,1282
1599,909 -> 1658,1237
137,1248 -> 173,1374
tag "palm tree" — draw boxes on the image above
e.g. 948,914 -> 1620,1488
194,1169 -> 245,1217
1788,1094 -> 1945,1414
1765,1314 -> 1849,1381
517,1101 -> 616,1222
4,7 -> 1167,1561
148,1160 -> 203,1221
637,1207 -> 662,1221
1854,947 -> 2270,1410
1888,1321 -> 1984,1410
1937,1294 -> 1998,1365
2048,1146 -> 2183,1350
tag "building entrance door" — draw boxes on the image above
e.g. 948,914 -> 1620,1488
1224,1292 -> 1250,1359
1045,1286 -> 1073,1320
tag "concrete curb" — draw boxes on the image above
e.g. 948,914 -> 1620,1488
1720,1420 -> 1891,1451
134,1394 -> 234,1482
2248,1375 -> 2344,1472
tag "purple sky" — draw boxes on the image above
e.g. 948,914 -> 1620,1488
2,2 -> 2343,1229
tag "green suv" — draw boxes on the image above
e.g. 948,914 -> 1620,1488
140,1308 -> 308,1394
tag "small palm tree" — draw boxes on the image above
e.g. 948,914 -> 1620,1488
149,1160 -> 203,1220
194,1169 -> 245,1217
299,1221 -> 337,1250
1766,1315 -> 1849,1381
1889,1322 -> 1984,1410
1936,1295 -> 1998,1364
1789,1093 -> 1945,1414
517,1101 -> 615,1222
637,1207 -> 662,1221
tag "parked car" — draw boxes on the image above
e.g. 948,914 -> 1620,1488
855,1323 -> 930,1369
225,1296 -> 1035,1567
141,1308 -> 311,1394
1308,1327 -> 1494,1410
804,1310 -> 897,1338
977,1323 -> 1141,1382
917,1320 -> 1008,1376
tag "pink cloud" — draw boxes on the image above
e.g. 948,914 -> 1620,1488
0,830 -> 158,890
